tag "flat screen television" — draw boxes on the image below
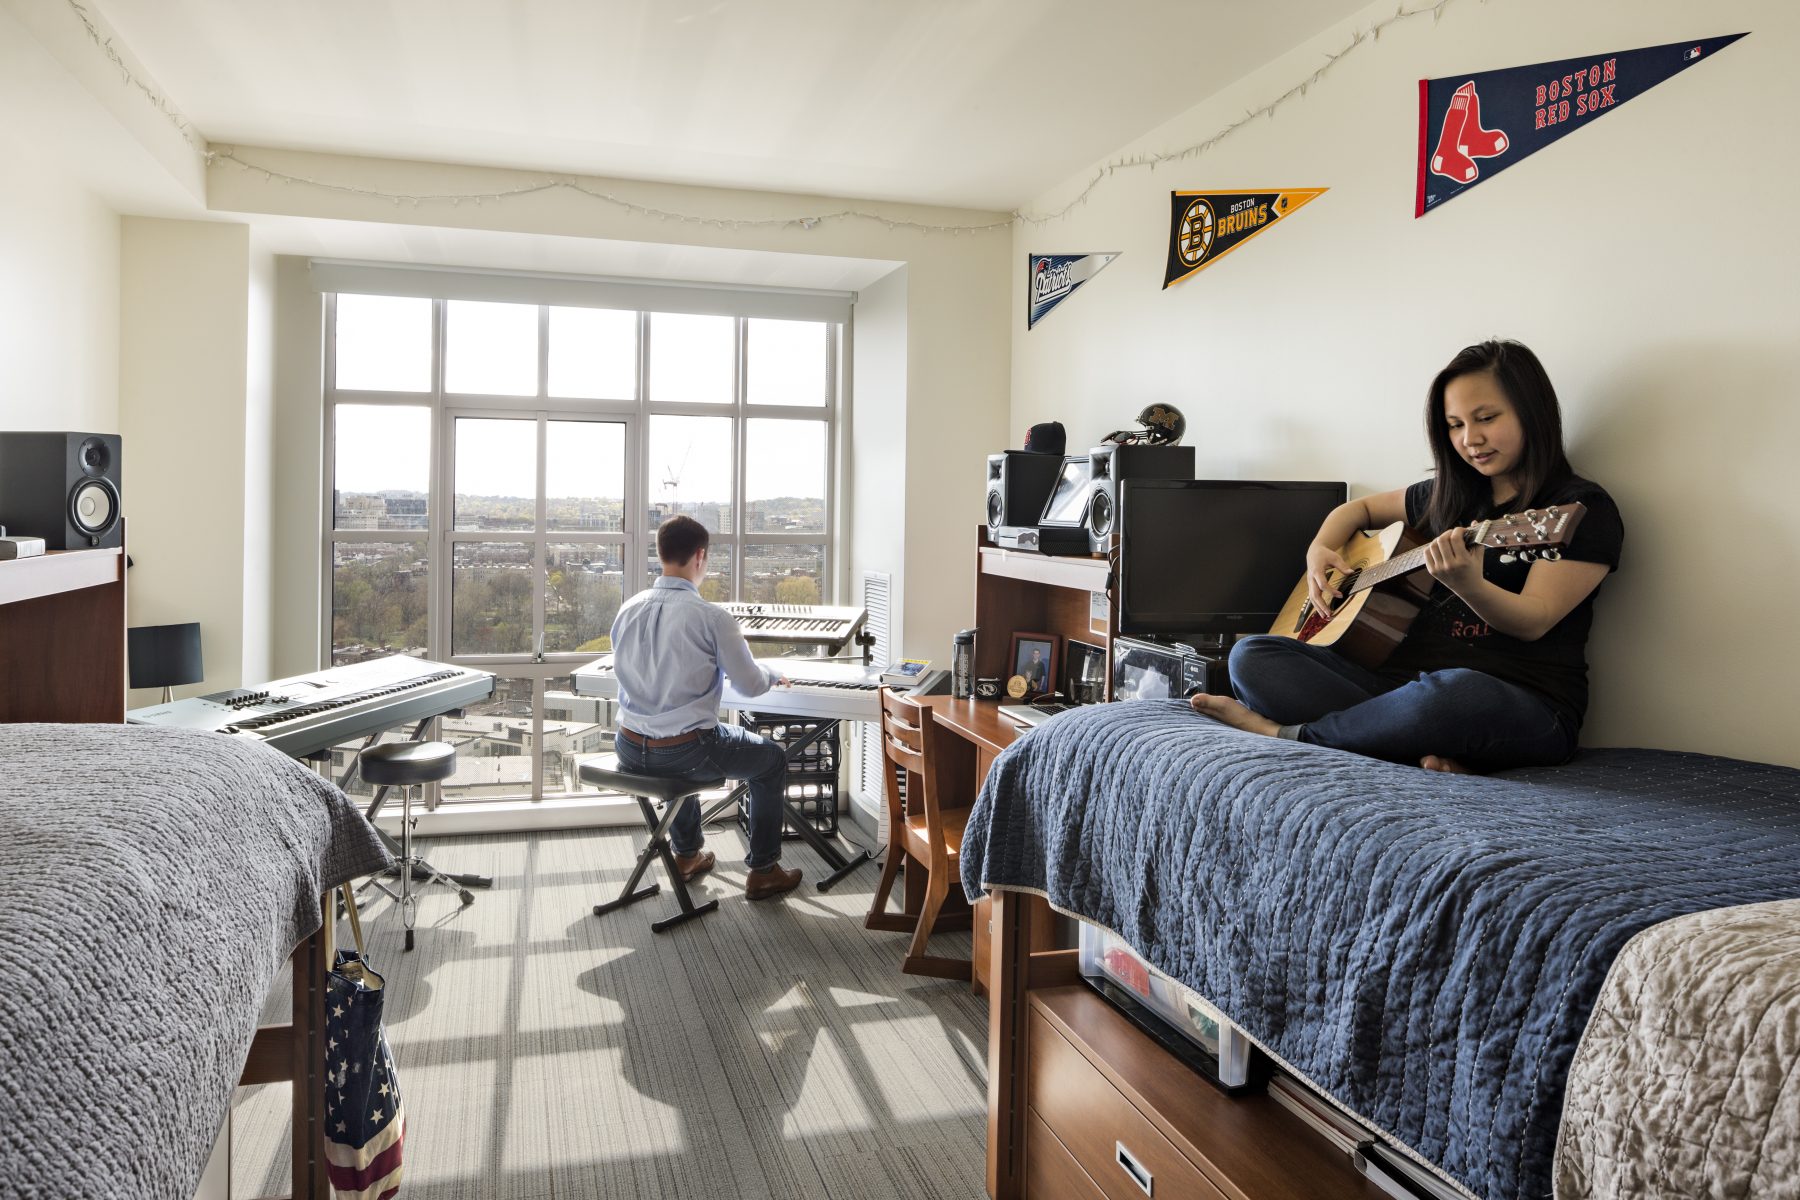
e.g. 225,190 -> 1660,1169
1117,479 -> 1348,637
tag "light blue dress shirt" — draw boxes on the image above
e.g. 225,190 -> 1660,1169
610,576 -> 775,737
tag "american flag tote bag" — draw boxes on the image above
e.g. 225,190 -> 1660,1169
324,885 -> 404,1199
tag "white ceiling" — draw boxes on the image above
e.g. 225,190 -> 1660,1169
97,0 -> 1372,211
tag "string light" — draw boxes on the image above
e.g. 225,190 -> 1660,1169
62,0 -> 205,153
1015,0 -> 1465,225
67,0 -> 1467,235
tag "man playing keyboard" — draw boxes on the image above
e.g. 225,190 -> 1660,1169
610,515 -> 802,901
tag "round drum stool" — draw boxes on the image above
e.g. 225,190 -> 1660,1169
360,740 -> 468,950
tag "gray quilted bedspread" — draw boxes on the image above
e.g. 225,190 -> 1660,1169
959,700 -> 1800,1200
0,724 -> 390,1200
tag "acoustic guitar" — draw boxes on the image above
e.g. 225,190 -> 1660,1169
1269,503 -> 1588,669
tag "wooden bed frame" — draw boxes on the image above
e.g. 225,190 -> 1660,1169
1,541 -> 331,1200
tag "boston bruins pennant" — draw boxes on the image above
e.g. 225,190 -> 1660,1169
1027,252 -> 1120,329
1162,189 -> 1327,289
1417,33 -> 1748,216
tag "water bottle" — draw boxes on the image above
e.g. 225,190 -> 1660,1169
952,629 -> 976,699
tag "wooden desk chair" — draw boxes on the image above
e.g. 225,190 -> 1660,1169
865,688 -> 972,982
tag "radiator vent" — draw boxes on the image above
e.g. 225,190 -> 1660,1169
856,570 -> 892,838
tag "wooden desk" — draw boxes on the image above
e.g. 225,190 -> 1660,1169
919,694 -> 1021,788
0,545 -> 125,722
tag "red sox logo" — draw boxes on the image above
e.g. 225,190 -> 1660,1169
1430,81 -> 1509,183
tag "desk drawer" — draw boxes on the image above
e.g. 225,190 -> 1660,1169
1027,1109 -> 1106,1200
1029,1007 -> 1226,1200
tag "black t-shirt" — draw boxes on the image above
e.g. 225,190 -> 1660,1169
1379,474 -> 1623,728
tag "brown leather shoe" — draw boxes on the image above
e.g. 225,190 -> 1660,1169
673,850 -> 715,883
744,863 -> 802,901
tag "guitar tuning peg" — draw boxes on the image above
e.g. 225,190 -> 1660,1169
1499,552 -> 1516,564
1542,548 -> 1561,561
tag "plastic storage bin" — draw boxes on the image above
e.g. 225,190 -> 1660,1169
1077,921 -> 1252,1087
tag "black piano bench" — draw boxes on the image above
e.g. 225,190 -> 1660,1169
360,740 -> 469,952
580,757 -> 726,934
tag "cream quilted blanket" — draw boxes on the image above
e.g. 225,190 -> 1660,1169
1555,898 -> 1800,1199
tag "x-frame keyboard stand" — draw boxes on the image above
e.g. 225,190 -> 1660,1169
309,714 -> 494,891
696,716 -> 875,892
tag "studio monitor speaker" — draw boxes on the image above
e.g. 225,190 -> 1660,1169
0,432 -> 123,550
985,451 -> 1062,534
1087,443 -> 1194,553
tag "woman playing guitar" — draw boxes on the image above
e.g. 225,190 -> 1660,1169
1191,340 -> 1624,773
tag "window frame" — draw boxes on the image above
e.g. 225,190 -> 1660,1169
321,292 -> 841,804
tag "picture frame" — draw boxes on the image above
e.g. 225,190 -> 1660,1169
1008,631 -> 1061,698
1065,638 -> 1106,703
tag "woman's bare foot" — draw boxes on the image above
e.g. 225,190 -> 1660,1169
1420,755 -> 1474,774
1189,693 -> 1281,737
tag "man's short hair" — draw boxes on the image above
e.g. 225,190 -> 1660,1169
657,515 -> 709,566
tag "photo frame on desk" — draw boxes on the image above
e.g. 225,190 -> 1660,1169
1008,631 -> 1060,699
1065,639 -> 1105,704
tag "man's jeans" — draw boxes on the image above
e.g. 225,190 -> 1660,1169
615,722 -> 788,871
1226,635 -> 1576,771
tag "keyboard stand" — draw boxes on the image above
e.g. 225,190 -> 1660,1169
696,716 -> 875,892
324,716 -> 495,891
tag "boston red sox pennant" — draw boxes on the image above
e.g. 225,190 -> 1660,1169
1417,33 -> 1748,216
1162,189 -> 1327,289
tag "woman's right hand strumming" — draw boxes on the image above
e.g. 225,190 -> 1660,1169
1305,541 -> 1351,617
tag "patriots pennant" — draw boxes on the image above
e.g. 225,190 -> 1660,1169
1417,33 -> 1749,216
1027,253 -> 1119,328
1162,190 -> 1327,289
324,951 -> 405,1200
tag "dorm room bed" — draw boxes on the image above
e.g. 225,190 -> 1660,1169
962,700 -> 1800,1200
0,723 -> 390,1200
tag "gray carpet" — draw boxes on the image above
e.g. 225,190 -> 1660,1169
233,822 -> 988,1199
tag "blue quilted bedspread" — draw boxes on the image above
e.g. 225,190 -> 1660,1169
959,700 -> 1800,1200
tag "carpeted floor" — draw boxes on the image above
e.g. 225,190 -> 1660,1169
233,821 -> 988,1199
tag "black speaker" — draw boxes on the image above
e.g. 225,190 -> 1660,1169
0,432 -> 123,550
985,451 -> 1062,535
1087,443 -> 1194,553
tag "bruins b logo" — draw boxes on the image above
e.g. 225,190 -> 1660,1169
1177,198 -> 1215,266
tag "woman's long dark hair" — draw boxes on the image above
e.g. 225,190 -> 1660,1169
1423,339 -> 1572,534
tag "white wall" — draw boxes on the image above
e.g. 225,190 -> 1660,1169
0,131 -> 119,434
119,217 -> 256,703
269,256 -> 324,678
242,235 -> 277,685
1012,0 -> 1799,766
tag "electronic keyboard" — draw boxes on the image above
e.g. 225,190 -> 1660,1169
128,654 -> 496,760
720,602 -> 866,652
572,654 -> 885,724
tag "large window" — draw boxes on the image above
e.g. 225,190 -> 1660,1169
325,290 -> 839,804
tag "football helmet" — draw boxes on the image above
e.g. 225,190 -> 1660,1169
1102,403 -> 1186,446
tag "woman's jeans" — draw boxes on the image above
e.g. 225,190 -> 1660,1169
1226,635 -> 1576,770
614,722 -> 788,871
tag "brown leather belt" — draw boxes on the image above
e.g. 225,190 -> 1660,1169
617,726 -> 705,749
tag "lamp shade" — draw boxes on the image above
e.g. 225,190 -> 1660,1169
128,622 -> 204,691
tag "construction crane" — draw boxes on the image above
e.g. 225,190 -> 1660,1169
661,437 -> 694,493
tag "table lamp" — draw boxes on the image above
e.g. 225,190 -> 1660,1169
128,622 -> 204,704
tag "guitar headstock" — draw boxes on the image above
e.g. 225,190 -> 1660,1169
1471,502 -> 1588,562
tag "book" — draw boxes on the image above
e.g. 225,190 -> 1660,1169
880,658 -> 931,687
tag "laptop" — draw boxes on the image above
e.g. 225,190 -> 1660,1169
997,700 -> 1077,728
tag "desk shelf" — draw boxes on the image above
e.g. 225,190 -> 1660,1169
978,545 -> 1109,593
0,546 -> 121,607
973,528 -> 1114,692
